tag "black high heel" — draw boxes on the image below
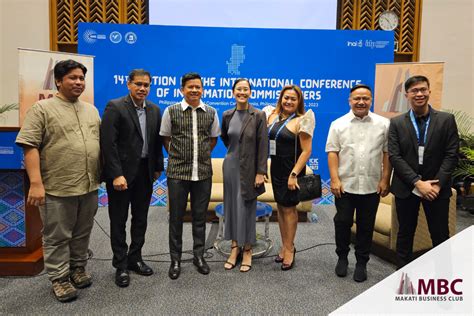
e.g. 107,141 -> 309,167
224,245 -> 240,270
274,254 -> 284,263
281,248 -> 296,271
275,248 -> 284,263
276,244 -> 293,263
240,247 -> 252,273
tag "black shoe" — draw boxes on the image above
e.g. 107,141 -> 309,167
335,258 -> 349,277
168,261 -> 181,280
128,261 -> 154,276
353,263 -> 367,282
115,269 -> 130,288
193,256 -> 210,275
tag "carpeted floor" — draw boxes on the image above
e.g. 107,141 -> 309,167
1,205 -> 472,315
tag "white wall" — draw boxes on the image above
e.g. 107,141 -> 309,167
420,0 -> 473,117
0,0 -> 49,105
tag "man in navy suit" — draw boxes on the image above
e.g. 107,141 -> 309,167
388,75 -> 459,268
101,69 -> 164,287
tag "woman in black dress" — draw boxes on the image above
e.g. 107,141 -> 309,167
267,85 -> 315,270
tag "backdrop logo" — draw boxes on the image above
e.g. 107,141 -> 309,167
347,40 -> 363,47
308,158 -> 319,171
82,29 -> 106,44
125,32 -> 137,44
395,272 -> 464,302
366,40 -> 390,49
226,44 -> 245,75
109,31 -> 122,44
346,40 -> 390,49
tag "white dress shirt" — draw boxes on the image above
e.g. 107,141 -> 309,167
325,111 -> 389,194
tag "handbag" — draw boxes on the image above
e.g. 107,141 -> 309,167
298,173 -> 322,201
293,121 -> 322,202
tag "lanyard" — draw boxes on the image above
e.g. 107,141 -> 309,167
409,110 -> 430,145
268,113 -> 295,141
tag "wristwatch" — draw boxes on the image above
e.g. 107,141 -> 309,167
290,171 -> 297,178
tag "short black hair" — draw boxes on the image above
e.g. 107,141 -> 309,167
54,59 -> 87,88
128,69 -> 151,82
350,84 -> 372,93
181,72 -> 202,87
404,75 -> 430,92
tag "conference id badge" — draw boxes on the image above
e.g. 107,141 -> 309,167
418,146 -> 424,165
269,140 -> 276,155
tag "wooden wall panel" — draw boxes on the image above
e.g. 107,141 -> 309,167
339,0 -> 422,62
50,0 -> 420,61
50,0 -> 148,52
340,0 -> 358,30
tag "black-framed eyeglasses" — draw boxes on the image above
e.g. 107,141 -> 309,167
407,87 -> 429,95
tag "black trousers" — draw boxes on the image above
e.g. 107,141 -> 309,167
334,192 -> 380,265
106,159 -> 153,270
167,177 -> 212,261
395,194 -> 450,268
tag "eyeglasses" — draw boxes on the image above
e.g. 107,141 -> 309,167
407,87 -> 429,95
132,82 -> 150,88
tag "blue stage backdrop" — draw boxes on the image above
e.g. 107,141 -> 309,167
78,23 -> 394,205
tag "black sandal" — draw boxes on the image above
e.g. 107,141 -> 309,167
224,246 -> 240,270
240,248 -> 252,272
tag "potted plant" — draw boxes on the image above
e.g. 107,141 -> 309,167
0,103 -> 19,126
448,110 -> 474,214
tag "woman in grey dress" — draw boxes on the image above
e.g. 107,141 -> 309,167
221,79 -> 268,272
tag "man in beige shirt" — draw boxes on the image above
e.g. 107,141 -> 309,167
16,59 -> 101,302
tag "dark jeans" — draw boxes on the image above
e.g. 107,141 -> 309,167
106,159 -> 153,270
395,194 -> 449,268
167,177 -> 212,261
334,192 -> 380,265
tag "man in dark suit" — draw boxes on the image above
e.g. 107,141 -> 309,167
388,75 -> 459,268
101,69 -> 164,287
